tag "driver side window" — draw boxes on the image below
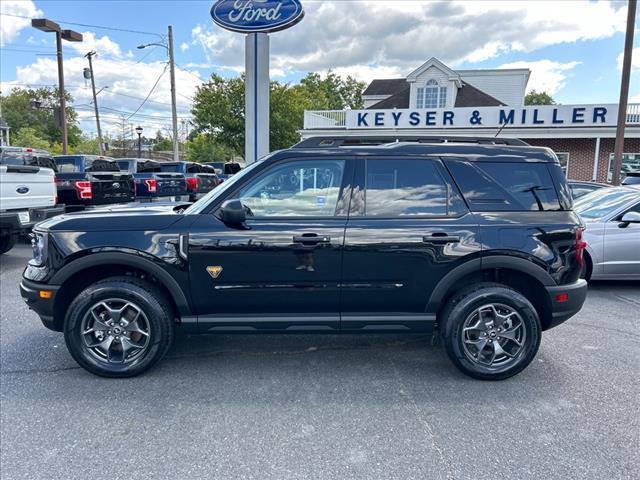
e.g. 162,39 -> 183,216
239,160 -> 345,217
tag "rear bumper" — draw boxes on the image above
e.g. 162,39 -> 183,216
20,278 -> 62,331
544,279 -> 588,329
0,206 -> 65,234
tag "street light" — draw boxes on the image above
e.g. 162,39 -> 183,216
135,126 -> 143,158
137,26 -> 179,162
32,19 -> 83,154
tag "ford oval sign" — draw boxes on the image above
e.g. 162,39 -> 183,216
211,0 -> 304,33
16,186 -> 30,195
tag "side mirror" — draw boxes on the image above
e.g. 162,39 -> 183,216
219,199 -> 247,226
618,211 -> 640,228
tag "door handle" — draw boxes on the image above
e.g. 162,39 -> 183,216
293,234 -> 331,244
422,234 -> 460,244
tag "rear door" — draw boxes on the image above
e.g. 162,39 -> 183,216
340,157 -> 480,332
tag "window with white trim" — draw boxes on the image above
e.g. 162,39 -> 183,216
416,79 -> 447,108
556,152 -> 570,177
416,87 -> 425,108
607,153 -> 640,182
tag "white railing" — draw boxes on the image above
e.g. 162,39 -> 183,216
303,110 -> 346,129
626,103 -> 640,124
304,104 -> 640,129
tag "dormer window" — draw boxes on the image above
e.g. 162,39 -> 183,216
416,79 -> 447,108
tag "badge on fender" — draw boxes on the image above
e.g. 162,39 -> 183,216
206,266 -> 223,279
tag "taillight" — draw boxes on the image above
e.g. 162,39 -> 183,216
575,227 -> 587,268
186,177 -> 199,191
144,179 -> 157,193
74,180 -> 92,199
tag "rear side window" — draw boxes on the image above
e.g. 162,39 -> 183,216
85,158 -> 119,172
0,152 -> 25,165
446,160 -> 561,211
54,157 -> 81,172
364,159 -> 466,217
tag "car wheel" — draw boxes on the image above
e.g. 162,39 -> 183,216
64,276 -> 174,378
0,234 -> 17,255
580,252 -> 592,281
441,283 -> 541,381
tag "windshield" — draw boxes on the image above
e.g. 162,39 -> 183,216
184,160 -> 263,215
574,188 -> 640,219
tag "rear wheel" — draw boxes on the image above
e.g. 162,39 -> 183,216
0,234 -> 17,254
64,276 -> 174,378
441,283 -> 541,380
580,252 -> 592,281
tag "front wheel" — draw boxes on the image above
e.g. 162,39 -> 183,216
0,233 -> 17,254
64,276 -> 174,378
441,283 -> 541,380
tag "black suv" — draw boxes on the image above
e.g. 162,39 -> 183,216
20,137 -> 588,380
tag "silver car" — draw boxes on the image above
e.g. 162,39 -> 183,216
574,186 -> 640,280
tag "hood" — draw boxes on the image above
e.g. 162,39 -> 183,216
35,202 -> 190,232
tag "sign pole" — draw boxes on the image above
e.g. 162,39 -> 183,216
245,32 -> 270,164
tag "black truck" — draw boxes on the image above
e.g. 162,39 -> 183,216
22,136 -> 587,380
158,161 -> 219,201
54,155 -> 135,208
116,159 -> 187,199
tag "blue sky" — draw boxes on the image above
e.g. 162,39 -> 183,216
1,0 -> 638,138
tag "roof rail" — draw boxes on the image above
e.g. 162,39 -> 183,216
293,136 -> 530,148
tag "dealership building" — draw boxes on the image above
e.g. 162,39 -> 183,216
301,57 -> 640,182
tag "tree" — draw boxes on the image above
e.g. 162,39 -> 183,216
0,87 -> 82,146
191,71 -> 367,158
186,133 -> 235,162
153,139 -> 173,151
525,90 -> 556,106
10,127 -> 50,150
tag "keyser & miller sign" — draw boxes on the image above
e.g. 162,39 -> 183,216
211,0 -> 304,33
346,104 -> 619,129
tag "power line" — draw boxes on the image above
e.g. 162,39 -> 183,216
0,12 -> 163,38
126,64 -> 168,120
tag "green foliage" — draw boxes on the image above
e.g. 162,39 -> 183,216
10,127 -> 50,150
71,136 -> 102,155
191,71 -> 367,159
153,139 -> 173,151
186,133 -> 235,162
525,90 -> 556,106
0,87 -> 82,146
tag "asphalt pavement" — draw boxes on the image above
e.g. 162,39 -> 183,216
1,243 -> 638,480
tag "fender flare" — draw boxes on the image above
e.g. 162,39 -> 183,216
51,252 -> 192,317
426,255 -> 555,314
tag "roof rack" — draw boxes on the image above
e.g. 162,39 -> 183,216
293,136 -> 530,149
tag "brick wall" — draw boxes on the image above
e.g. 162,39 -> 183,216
524,137 -> 640,182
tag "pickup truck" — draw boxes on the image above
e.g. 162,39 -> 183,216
203,161 -> 242,183
158,161 -> 219,201
116,158 -> 188,199
0,146 -> 64,254
54,155 -> 135,209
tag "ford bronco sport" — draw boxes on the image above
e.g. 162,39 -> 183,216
21,137 -> 588,380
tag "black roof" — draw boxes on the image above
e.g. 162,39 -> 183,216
366,80 -> 505,109
362,78 -> 407,96
282,136 -> 556,163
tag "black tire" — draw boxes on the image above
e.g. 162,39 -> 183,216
441,283 -> 541,381
580,252 -> 592,281
64,276 -> 174,378
0,234 -> 17,255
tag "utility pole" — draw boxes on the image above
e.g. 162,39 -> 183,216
612,0 -> 637,185
85,51 -> 104,155
168,25 -> 179,162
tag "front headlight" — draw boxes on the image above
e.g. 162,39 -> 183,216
30,231 -> 48,266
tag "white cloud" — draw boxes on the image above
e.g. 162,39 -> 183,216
180,42 -> 189,52
192,0 -> 627,77
617,47 -> 640,71
499,60 -> 581,95
0,0 -> 43,46
69,32 -> 123,58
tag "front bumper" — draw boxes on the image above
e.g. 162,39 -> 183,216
20,278 -> 61,331
544,279 -> 588,329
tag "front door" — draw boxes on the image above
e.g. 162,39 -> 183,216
188,157 -> 352,331
340,157 -> 481,332
604,202 -> 640,277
